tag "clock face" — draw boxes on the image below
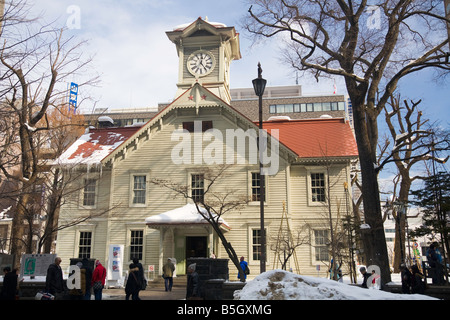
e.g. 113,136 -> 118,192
187,50 -> 215,77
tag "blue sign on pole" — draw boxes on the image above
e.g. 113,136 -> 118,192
68,82 -> 78,114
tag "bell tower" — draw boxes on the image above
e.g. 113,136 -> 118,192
166,17 -> 241,104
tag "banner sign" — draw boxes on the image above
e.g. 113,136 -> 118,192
108,244 -> 124,280
68,82 -> 79,114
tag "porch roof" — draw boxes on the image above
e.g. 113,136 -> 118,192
145,204 -> 230,230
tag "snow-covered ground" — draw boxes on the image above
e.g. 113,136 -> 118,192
233,269 -> 438,300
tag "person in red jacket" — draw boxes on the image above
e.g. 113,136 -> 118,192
91,260 -> 106,300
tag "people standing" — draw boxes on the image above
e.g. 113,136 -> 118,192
426,243 -> 444,285
237,256 -> 248,281
411,264 -> 426,294
45,257 -> 65,299
359,267 -> 370,288
125,263 -> 141,300
400,264 -> 412,294
91,260 -> 107,300
133,257 -> 146,292
1,267 -> 18,300
186,263 -> 200,299
81,258 -> 93,300
163,258 -> 175,292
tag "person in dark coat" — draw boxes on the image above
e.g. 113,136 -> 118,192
132,257 -> 146,291
1,267 -> 18,300
359,267 -> 370,288
125,263 -> 141,300
411,264 -> 425,294
45,257 -> 65,299
186,263 -> 200,299
400,264 -> 412,294
81,258 -> 93,300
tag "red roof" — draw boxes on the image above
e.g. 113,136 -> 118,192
262,118 -> 358,159
58,126 -> 141,164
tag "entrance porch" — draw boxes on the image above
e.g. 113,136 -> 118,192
145,204 -> 230,275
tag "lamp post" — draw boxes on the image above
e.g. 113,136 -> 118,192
252,62 -> 267,273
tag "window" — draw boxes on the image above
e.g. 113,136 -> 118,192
78,231 -> 92,258
182,120 -> 213,133
269,105 -> 276,114
252,229 -> 264,261
130,230 -> 143,260
268,102 -> 344,114
133,175 -> 147,204
83,179 -> 96,206
251,172 -> 266,201
314,230 -> 329,261
311,173 -> 326,202
191,174 -> 204,203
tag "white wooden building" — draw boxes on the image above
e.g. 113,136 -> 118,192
55,18 -> 358,282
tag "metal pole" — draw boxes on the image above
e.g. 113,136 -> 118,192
259,92 -> 266,273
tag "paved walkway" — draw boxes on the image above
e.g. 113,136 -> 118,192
102,285 -> 187,300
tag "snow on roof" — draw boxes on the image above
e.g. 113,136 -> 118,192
145,204 -> 230,229
234,269 -> 437,300
56,126 -> 140,165
173,18 -> 227,31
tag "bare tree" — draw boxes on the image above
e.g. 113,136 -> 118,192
245,0 -> 449,286
151,165 -> 250,282
0,0 -> 98,266
270,202 -> 309,272
378,95 -> 449,271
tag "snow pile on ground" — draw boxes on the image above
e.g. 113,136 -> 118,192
233,270 -> 437,300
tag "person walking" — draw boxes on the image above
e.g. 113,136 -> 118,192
163,258 -> 175,292
1,267 -> 18,300
132,257 -> 146,291
125,263 -> 141,300
91,260 -> 107,300
186,263 -> 200,299
45,257 -> 65,300
237,256 -> 249,281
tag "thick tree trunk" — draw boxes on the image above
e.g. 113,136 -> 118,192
348,81 -> 392,286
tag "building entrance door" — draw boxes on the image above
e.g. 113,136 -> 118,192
186,236 -> 207,258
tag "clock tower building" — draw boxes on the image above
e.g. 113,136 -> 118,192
166,17 -> 241,104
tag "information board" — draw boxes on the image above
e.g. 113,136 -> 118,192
20,254 -> 57,277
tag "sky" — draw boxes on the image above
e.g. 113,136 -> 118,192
29,1 -> 449,119
29,0 -> 449,189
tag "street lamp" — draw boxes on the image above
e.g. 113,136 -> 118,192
253,62 -> 267,273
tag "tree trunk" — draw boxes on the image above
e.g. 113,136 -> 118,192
348,81 -> 392,286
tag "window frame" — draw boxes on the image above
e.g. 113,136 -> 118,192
247,225 -> 269,265
81,178 -> 97,209
312,229 -> 330,263
129,172 -> 150,207
190,173 -> 205,203
128,229 -> 144,261
248,171 -> 268,204
306,168 -> 327,206
78,231 -> 93,259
